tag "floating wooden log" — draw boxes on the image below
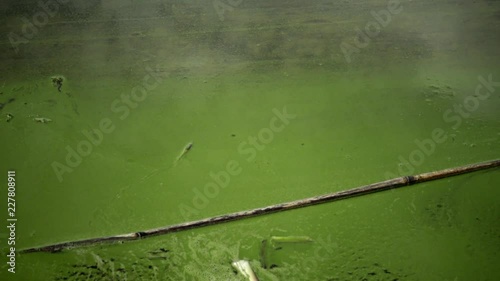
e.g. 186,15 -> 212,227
20,158 -> 500,254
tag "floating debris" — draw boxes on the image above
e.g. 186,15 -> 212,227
259,236 -> 314,268
6,113 -> 13,122
51,76 -> 64,92
33,117 -> 52,123
423,82 -> 456,100
148,248 -> 169,255
269,236 -> 313,249
174,142 -> 193,165
231,260 -> 259,281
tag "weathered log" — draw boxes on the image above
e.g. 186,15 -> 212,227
20,158 -> 500,254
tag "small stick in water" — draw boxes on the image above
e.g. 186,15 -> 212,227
269,236 -> 313,249
174,142 -> 193,165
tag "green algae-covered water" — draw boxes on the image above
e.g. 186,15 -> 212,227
1,0 -> 499,280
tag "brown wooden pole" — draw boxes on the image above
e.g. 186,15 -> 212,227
20,159 -> 500,254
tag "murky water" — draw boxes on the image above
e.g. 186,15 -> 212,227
1,0 -> 499,280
